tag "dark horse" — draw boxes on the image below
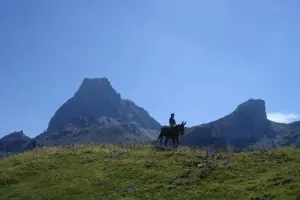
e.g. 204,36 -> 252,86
157,121 -> 186,147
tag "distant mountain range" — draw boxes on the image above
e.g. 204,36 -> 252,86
181,99 -> 300,150
1,77 -> 300,155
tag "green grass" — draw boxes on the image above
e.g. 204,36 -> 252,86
1,145 -> 300,200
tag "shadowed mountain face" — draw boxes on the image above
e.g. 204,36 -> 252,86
0,131 -> 31,153
270,121 -> 300,147
181,99 -> 300,150
36,78 -> 161,145
48,78 -> 160,132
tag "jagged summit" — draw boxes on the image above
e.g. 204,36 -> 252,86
78,78 -> 112,90
0,130 -> 31,152
233,99 -> 267,119
1,130 -> 26,139
235,98 -> 265,110
74,78 -> 119,99
46,77 -> 160,133
182,98 -> 276,149
216,98 -> 271,138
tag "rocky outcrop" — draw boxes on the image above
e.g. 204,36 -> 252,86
271,120 -> 300,147
0,131 -> 31,152
182,99 -> 277,149
35,77 -> 160,145
24,139 -> 39,150
213,99 -> 275,139
47,78 -> 160,132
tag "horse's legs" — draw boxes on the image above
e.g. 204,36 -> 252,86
157,132 -> 161,140
164,137 -> 168,147
172,138 -> 176,148
160,136 -> 163,145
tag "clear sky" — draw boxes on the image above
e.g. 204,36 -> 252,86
1,0 -> 300,138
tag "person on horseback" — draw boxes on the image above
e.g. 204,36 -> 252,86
157,114 -> 186,147
169,113 -> 176,127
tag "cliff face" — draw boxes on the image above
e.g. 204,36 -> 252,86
0,131 -> 31,152
36,78 -> 160,145
181,99 -> 277,149
212,99 -> 276,140
47,78 -> 160,132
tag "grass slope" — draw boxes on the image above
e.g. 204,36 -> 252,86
1,145 -> 300,200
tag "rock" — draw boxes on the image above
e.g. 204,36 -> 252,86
0,131 -> 31,153
197,163 -> 204,168
144,161 -> 155,168
35,77 -> 160,145
47,78 -> 160,132
182,99 -> 277,149
23,139 -> 39,151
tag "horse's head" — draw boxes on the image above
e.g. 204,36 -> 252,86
176,121 -> 186,135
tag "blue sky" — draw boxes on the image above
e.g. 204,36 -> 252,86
1,0 -> 300,137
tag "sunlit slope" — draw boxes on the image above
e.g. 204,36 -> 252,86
1,145 -> 300,200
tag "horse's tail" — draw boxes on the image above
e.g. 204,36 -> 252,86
157,128 -> 164,140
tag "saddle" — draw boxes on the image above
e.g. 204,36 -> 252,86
162,125 -> 175,129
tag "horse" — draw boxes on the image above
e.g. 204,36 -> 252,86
157,121 -> 186,147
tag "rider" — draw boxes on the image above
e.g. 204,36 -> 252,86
157,113 -> 177,141
169,113 -> 176,127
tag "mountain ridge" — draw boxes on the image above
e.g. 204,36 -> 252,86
181,99 -> 300,150
2,78 -> 300,153
0,131 -> 32,153
36,77 -> 161,146
48,77 -> 160,133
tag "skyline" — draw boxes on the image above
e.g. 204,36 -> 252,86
1,76 -> 298,137
1,0 -> 300,137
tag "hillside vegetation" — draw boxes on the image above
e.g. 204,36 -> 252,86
1,145 -> 300,200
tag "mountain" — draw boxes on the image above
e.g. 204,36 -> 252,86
270,121 -> 300,147
0,131 -> 31,153
2,83 -> 299,151
181,99 -> 300,150
36,77 -> 161,145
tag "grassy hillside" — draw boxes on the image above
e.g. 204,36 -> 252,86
1,145 -> 300,200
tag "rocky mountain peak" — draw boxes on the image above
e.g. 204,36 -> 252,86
182,98 -> 275,149
214,98 -> 272,139
233,99 -> 267,120
0,131 -> 31,153
74,77 -> 121,100
1,131 -> 26,140
47,77 -> 160,133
